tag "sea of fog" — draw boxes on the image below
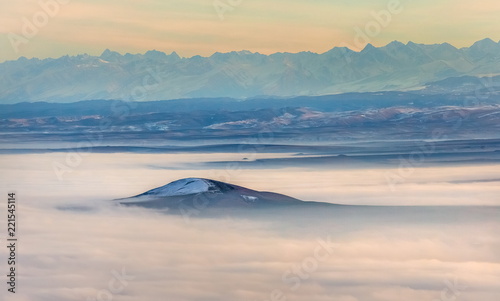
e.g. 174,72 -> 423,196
0,151 -> 499,301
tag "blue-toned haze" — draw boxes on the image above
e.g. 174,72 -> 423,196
1,1 -> 500,301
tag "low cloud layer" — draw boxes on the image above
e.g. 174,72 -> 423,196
1,203 -> 499,301
0,153 -> 499,300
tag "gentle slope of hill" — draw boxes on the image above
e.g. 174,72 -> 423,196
116,178 -> 322,212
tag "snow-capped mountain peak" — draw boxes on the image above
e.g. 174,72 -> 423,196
116,178 -> 309,211
141,178 -> 231,197
3,39 -> 498,103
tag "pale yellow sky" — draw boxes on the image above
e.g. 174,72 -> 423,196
0,0 -> 499,61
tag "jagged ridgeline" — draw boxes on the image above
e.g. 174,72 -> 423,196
1,39 -> 499,103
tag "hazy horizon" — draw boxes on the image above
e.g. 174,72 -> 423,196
2,0 -> 500,62
1,1 -> 499,300
2,37 -> 499,63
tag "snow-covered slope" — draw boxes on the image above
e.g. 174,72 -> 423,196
1,39 -> 499,103
117,178 -> 309,211
140,178 -> 226,197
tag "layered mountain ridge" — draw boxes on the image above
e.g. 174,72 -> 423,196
1,39 -> 499,103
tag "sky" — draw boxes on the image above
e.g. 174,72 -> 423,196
1,0 -> 500,61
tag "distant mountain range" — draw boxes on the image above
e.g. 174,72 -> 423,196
1,38 -> 499,103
